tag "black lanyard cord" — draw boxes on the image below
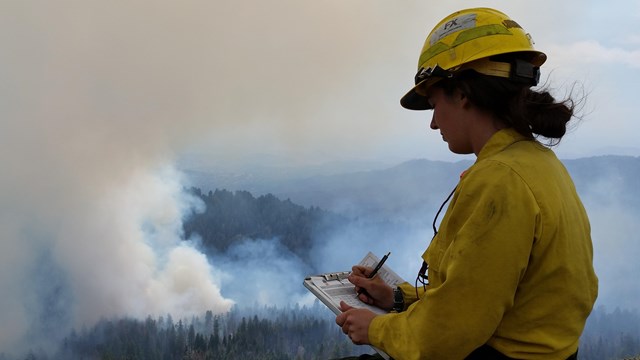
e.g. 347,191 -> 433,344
432,185 -> 457,238
415,185 -> 458,299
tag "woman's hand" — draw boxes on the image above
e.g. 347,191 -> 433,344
335,302 -> 377,345
349,265 -> 394,311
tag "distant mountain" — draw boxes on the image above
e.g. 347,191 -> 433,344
260,159 -> 471,221
179,152 -> 394,197
181,158 -> 473,221
181,155 -> 640,221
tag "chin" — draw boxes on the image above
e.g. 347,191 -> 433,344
448,146 -> 473,155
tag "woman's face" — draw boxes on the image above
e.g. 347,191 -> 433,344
426,87 -> 473,154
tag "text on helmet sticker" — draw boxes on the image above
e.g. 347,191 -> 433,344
430,13 -> 476,46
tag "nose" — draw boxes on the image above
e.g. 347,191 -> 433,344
430,113 -> 438,130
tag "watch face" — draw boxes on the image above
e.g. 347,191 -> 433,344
393,288 -> 404,312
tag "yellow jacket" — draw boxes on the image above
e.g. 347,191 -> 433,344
369,129 -> 598,359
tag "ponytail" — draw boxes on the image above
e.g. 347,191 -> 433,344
517,88 -> 574,143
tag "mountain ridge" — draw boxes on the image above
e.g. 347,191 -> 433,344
181,155 -> 640,220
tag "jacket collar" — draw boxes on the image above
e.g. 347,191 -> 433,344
476,128 -> 530,162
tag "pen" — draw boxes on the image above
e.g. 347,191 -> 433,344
357,252 -> 390,296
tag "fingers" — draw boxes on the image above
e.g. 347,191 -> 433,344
358,292 -> 374,305
336,308 -> 358,343
349,272 -> 364,287
335,301 -> 352,327
349,273 -> 380,306
339,301 -> 353,312
335,307 -> 375,346
351,265 -> 371,277
349,271 -> 371,296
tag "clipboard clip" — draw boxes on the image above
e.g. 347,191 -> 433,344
323,271 -> 350,281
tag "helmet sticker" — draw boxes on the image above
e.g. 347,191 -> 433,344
430,13 -> 476,46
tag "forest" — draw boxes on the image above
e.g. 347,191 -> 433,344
41,303 -> 362,360
182,188 -> 348,270
9,304 -> 640,360
5,188 -> 639,360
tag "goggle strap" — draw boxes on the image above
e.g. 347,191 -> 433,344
416,58 -> 540,87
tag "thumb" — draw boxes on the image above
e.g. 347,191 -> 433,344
339,301 -> 354,312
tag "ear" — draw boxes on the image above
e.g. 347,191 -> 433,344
457,90 -> 471,109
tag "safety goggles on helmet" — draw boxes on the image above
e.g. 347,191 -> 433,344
401,7 -> 547,110
414,65 -> 454,84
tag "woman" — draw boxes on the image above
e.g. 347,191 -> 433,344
336,8 -> 598,360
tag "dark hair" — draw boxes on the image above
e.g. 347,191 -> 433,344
435,69 -> 577,145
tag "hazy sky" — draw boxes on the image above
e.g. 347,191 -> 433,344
1,0 -> 639,354
2,1 -> 639,167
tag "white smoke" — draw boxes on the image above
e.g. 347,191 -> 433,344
54,166 -> 234,323
209,237 -> 315,308
0,160 -> 235,353
580,172 -> 640,312
0,0 -> 415,353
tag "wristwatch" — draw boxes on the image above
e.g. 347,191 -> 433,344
393,287 -> 405,312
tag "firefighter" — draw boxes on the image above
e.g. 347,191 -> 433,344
336,8 -> 598,360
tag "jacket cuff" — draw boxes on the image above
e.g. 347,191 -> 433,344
369,312 -> 391,347
398,281 -> 422,306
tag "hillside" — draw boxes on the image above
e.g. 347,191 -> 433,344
182,155 -> 640,220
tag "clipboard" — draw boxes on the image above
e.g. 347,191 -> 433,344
303,252 -> 405,359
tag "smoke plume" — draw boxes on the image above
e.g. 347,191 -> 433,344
0,0 -> 404,353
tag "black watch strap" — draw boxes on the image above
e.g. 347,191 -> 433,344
393,287 -> 405,312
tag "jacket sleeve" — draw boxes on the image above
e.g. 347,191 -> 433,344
368,161 -> 540,360
398,281 -> 425,308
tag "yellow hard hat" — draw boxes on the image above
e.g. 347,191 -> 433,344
400,8 -> 547,110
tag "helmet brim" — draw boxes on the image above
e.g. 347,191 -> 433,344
400,78 -> 440,110
400,87 -> 431,110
